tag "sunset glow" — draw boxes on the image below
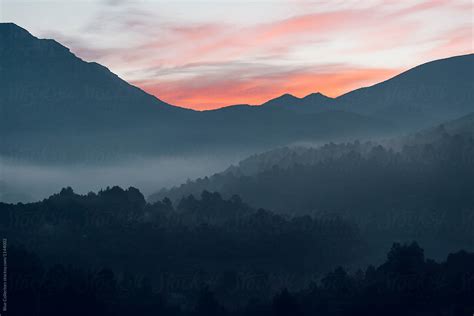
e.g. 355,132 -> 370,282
4,0 -> 472,110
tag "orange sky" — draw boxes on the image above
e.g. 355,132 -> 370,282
134,67 -> 401,108
5,0 -> 473,110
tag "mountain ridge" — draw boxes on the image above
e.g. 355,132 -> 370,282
1,23 -> 473,162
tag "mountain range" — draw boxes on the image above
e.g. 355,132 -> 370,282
1,23 -> 473,162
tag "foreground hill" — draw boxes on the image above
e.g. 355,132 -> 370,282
5,188 -> 474,315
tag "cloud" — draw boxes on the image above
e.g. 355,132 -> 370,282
133,63 -> 400,110
34,0 -> 472,109
426,26 -> 473,59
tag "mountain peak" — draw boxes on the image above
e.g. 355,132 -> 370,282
304,92 -> 327,98
276,93 -> 299,101
0,22 -> 28,32
0,22 -> 71,57
261,93 -> 300,107
281,93 -> 297,98
0,22 -> 34,41
1,22 -> 183,134
302,92 -> 332,101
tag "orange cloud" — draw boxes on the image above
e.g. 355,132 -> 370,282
51,0 -> 470,111
134,66 -> 400,110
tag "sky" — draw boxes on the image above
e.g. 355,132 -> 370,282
2,0 -> 473,110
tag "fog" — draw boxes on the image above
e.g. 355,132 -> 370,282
0,153 -> 246,203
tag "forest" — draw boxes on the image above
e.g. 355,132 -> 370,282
8,241 -> 474,315
153,125 -> 474,218
1,16 -> 473,316
2,118 -> 474,315
151,127 -> 474,257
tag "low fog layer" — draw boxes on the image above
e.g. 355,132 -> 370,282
0,153 -> 246,203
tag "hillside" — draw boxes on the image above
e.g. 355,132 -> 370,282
150,114 -> 474,228
337,54 -> 474,126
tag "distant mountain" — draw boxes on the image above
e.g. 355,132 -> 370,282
220,54 -> 474,123
260,92 -> 334,113
336,54 -> 474,126
1,23 -> 473,163
262,93 -> 301,107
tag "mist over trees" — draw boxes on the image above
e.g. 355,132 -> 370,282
149,122 -> 474,259
2,114 -> 474,314
154,118 -> 474,215
2,23 -> 474,316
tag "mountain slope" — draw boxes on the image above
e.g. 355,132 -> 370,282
336,54 -> 474,126
216,53 -> 474,123
0,23 -> 189,133
150,113 -> 474,209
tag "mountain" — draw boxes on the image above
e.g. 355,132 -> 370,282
0,23 -> 393,162
262,93 -> 301,107
1,23 -> 473,163
216,53 -> 474,123
0,23 -> 195,161
0,22 -> 188,131
336,54 -> 474,126
221,53 -> 474,123
206,92 -> 333,114
260,92 -> 334,113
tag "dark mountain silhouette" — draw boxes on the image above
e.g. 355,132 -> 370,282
219,54 -> 474,122
262,93 -> 303,108
204,92 -> 333,114
260,92 -> 334,113
0,24 -> 389,161
336,54 -> 474,126
1,23 -> 473,162
250,55 -> 474,122
0,22 -> 187,131
0,23 -> 195,161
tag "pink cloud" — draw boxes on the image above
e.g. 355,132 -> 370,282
43,0 -> 471,110
426,26 -> 473,59
133,66 -> 400,110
